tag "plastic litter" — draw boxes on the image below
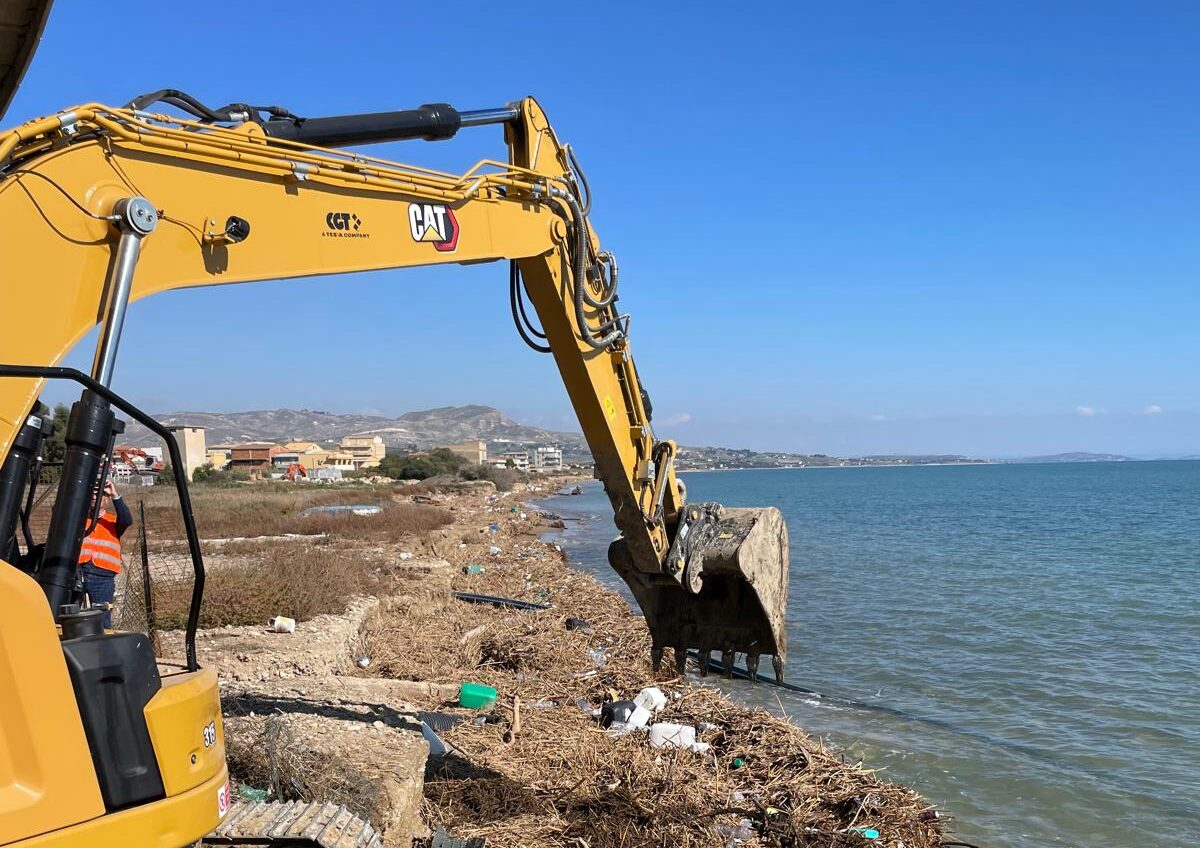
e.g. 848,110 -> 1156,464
633,686 -> 667,714
472,714 -> 502,726
459,682 -> 498,710
564,617 -> 592,634
487,545 -> 501,556
430,826 -> 486,848
530,698 -> 556,709
648,722 -> 696,749
599,699 -> 636,729
300,504 -> 382,517
398,551 -> 413,560
587,646 -> 608,667
850,828 -> 880,840
418,711 -> 467,733
731,757 -> 746,769
627,705 -> 652,729
234,784 -> 269,802
355,655 -> 371,668
268,616 -> 295,634
453,591 -> 549,612
519,512 -> 527,519
420,721 -> 447,757
715,818 -> 755,846
463,565 -> 485,575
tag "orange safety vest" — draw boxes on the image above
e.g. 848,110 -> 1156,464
78,510 -> 123,574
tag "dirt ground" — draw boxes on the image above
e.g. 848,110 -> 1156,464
154,478 -> 947,848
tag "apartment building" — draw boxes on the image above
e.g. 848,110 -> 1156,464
339,435 -> 386,469
444,440 -> 487,466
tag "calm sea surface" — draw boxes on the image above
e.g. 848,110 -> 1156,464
539,462 -> 1199,848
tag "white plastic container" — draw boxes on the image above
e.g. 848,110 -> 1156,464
649,722 -> 696,749
268,615 -> 296,633
626,705 -> 653,729
634,686 -> 668,714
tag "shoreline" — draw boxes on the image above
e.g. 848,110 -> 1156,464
172,477 -> 947,847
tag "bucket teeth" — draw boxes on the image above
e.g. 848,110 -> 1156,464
698,648 -> 712,677
650,645 -> 664,672
721,650 -> 735,679
674,646 -> 687,676
745,653 -> 760,683
772,654 -> 785,684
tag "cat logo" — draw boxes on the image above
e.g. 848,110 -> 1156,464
407,202 -> 459,252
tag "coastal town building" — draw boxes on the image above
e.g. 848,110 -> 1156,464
283,441 -> 331,471
166,425 -> 207,480
496,450 -> 529,471
532,446 -> 563,471
229,442 -> 282,469
339,435 -> 386,469
444,439 -> 487,466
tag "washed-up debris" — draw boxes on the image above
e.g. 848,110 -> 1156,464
451,591 -> 549,612
418,712 -> 468,734
633,686 -> 667,713
355,655 -> 371,669
428,826 -> 486,848
268,615 -> 295,634
399,551 -> 414,561
463,565 -> 485,575
564,617 -> 592,634
421,721 -> 448,758
300,503 -> 382,517
599,700 -> 636,729
487,545 -> 501,556
348,482 -> 943,848
459,682 -> 498,710
233,783 -> 269,802
648,722 -> 709,753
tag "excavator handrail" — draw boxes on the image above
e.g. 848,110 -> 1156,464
0,364 -> 205,670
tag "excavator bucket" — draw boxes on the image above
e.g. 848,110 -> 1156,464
608,504 -> 789,681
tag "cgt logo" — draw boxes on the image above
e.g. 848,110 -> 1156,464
324,211 -> 368,238
407,202 -> 459,252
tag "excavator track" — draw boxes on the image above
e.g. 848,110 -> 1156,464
204,801 -> 383,848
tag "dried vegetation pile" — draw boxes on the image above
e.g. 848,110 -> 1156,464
357,489 -> 945,848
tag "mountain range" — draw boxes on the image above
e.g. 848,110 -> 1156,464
122,405 -> 586,453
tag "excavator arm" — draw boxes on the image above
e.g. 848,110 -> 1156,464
0,94 -> 789,674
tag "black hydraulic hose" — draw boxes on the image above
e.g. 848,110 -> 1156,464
124,89 -> 232,121
548,187 -> 625,349
509,261 -> 550,353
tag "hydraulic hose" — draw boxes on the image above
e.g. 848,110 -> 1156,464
582,250 -> 619,309
548,185 -> 626,350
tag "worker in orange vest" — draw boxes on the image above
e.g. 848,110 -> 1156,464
79,478 -> 132,628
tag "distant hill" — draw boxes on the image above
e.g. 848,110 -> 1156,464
1004,452 -> 1134,464
121,405 -> 586,453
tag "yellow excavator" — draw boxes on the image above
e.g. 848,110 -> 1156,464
0,5 -> 789,847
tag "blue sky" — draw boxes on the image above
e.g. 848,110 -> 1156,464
11,2 -> 1199,457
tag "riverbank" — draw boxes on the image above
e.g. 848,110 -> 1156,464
146,478 -> 946,847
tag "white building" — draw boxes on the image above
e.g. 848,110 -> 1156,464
498,450 -> 529,471
532,446 -> 563,471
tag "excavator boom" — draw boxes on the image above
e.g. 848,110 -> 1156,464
0,91 -> 790,846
